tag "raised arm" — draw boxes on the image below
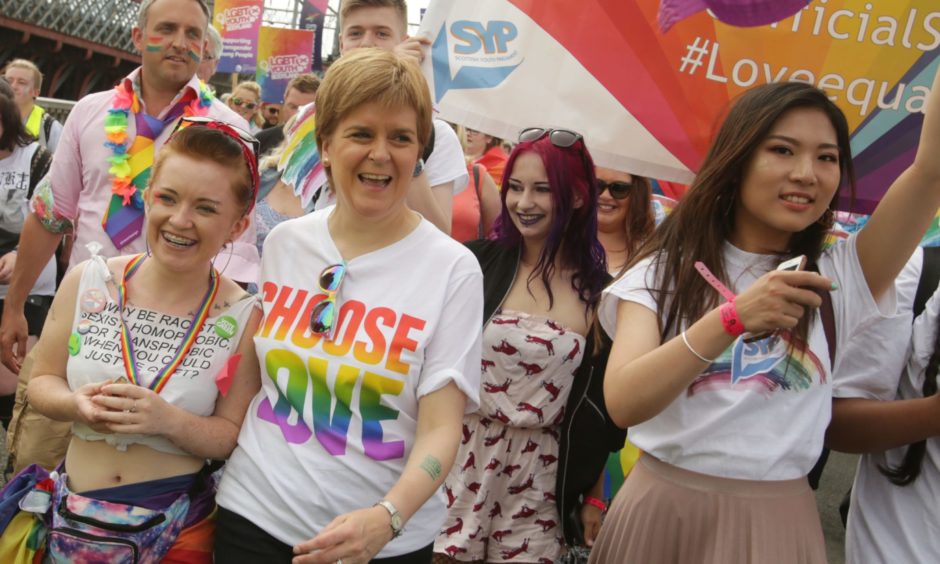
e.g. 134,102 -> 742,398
857,64 -> 940,299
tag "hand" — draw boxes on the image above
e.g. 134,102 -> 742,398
733,270 -> 833,334
580,503 -> 603,547
91,383 -> 176,436
0,251 -> 16,283
0,304 -> 29,373
292,506 -> 394,564
394,35 -> 431,64
72,382 -> 113,434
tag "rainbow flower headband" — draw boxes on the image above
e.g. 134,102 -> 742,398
103,80 -> 214,207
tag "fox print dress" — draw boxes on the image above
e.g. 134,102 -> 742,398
434,309 -> 585,562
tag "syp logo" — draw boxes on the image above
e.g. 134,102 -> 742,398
216,6 -> 262,32
260,54 -> 311,80
431,19 -> 523,103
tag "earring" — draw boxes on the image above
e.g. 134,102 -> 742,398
218,241 -> 234,274
322,156 -> 330,167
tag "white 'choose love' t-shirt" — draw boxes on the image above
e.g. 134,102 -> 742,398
217,209 -> 483,556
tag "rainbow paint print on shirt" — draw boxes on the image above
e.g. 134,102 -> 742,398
689,331 -> 825,396
254,282 -> 427,462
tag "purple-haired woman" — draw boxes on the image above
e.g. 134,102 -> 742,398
433,129 -> 625,563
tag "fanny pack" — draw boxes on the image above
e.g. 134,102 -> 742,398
44,471 -> 191,564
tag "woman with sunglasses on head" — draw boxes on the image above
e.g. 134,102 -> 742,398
0,121 -> 262,562
228,81 -> 263,134
433,128 -> 624,564
595,168 -> 654,275
588,67 -> 940,563
214,49 -> 483,564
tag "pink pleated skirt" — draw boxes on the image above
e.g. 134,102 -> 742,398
588,455 -> 827,564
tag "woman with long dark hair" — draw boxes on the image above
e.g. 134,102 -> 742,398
595,167 -> 654,274
590,65 -> 940,563
434,128 -> 624,562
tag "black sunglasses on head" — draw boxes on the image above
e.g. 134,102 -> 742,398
596,179 -> 633,199
518,127 -> 583,148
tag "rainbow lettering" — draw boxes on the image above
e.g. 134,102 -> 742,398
256,283 -> 425,460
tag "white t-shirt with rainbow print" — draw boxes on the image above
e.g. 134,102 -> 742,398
217,209 -> 483,556
599,234 -> 895,481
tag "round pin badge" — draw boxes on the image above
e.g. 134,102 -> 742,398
80,288 -> 107,314
76,319 -> 93,335
214,315 -> 238,339
68,333 -> 81,356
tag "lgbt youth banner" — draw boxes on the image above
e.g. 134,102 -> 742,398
256,27 -> 315,103
420,0 -> 940,213
213,0 -> 264,74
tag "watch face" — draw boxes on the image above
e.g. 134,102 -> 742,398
391,514 -> 403,530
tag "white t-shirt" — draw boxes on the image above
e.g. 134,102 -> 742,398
217,209 -> 483,556
0,142 -> 55,299
845,254 -> 940,564
833,247 -> 922,400
599,235 -> 895,480
425,119 -> 468,194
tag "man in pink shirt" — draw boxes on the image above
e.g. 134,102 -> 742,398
0,0 -> 255,472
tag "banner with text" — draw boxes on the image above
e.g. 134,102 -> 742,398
300,0 -> 328,71
256,26 -> 315,103
213,0 -> 264,74
420,0 -> 939,213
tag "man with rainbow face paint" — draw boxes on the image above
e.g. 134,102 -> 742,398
0,0 -> 253,474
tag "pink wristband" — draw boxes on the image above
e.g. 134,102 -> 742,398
719,301 -> 746,337
584,495 -> 607,512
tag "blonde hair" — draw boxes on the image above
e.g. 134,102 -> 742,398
315,49 -> 432,156
3,59 -> 42,90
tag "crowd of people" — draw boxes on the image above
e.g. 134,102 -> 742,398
1,0 -> 940,563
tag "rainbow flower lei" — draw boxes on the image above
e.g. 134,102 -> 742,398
103,80 -> 214,207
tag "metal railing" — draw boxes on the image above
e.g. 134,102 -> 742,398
0,0 -> 139,53
37,96 -> 77,124
1,0 -> 337,56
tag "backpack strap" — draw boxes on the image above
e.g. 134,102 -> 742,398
28,146 -> 53,198
472,164 -> 484,239
913,246 -> 940,318
41,113 -> 54,144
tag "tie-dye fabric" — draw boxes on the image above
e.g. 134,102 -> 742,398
598,233 -> 897,481
217,209 -> 484,558
0,464 -> 216,564
45,471 -> 190,563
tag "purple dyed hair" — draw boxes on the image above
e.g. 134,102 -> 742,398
493,134 -> 608,308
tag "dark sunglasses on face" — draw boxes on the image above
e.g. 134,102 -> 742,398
231,96 -> 257,110
518,127 -> 583,148
596,179 -> 633,199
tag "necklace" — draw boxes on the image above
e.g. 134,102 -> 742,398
116,254 -> 219,393
103,79 -> 213,206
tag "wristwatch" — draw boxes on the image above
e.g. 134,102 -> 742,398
374,499 -> 403,538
